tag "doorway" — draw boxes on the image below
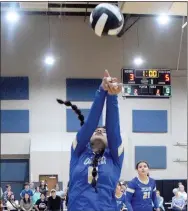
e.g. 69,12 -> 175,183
39,175 -> 58,195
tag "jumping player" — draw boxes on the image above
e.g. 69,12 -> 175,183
126,161 -> 160,211
57,70 -> 124,211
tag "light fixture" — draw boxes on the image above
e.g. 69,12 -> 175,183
182,22 -> 187,29
44,56 -> 55,65
157,14 -> 169,25
134,57 -> 143,66
6,11 -> 19,23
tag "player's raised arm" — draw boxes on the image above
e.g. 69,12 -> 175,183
57,71 -> 109,157
105,70 -> 124,167
74,85 -> 106,156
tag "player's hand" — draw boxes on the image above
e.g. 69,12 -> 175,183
156,208 -> 160,211
101,70 -> 122,95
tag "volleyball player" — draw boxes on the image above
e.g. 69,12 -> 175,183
126,161 -> 160,211
57,70 -> 124,211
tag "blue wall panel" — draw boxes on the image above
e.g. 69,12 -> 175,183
1,110 -> 29,133
66,78 -> 101,101
1,159 -> 29,182
0,77 -> 29,100
66,109 -> 103,132
135,146 -> 167,169
132,110 -> 167,133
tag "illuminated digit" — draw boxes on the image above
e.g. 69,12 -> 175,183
143,71 -> 145,77
149,70 -> 153,78
153,70 -> 157,78
165,74 -> 170,81
130,73 -> 134,81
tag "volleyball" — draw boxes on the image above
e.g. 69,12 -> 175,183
90,3 -> 124,37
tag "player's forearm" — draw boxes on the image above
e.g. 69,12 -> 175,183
76,86 -> 106,145
106,94 -> 123,161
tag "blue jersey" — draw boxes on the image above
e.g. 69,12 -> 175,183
68,86 -> 124,211
126,177 -> 159,211
115,193 -> 127,211
20,189 -> 33,198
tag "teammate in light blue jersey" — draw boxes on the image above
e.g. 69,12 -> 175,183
57,70 -> 124,211
126,161 -> 160,211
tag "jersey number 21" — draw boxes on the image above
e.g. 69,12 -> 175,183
143,191 -> 150,199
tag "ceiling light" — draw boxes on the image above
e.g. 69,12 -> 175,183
134,57 -> 144,66
44,56 -> 55,66
6,11 -> 19,23
157,14 -> 169,25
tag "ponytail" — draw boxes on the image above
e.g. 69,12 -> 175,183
56,99 -> 85,126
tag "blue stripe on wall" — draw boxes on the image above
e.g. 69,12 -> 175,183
135,146 -> 167,169
1,110 -> 29,133
0,77 -> 29,100
66,78 -> 101,101
1,159 -> 29,182
66,108 -> 103,132
132,110 -> 167,133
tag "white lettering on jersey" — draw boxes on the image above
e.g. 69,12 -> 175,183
84,156 -> 106,165
141,187 -> 152,192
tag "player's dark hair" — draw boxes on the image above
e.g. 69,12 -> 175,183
57,99 -> 106,129
136,160 -> 150,169
91,150 -> 104,193
117,181 -> 122,187
57,99 -> 85,126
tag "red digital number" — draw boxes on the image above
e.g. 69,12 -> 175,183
165,74 -> 170,82
130,73 -> 134,81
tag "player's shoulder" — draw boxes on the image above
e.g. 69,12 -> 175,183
130,177 -> 138,183
148,177 -> 157,188
127,177 -> 138,187
149,177 -> 156,184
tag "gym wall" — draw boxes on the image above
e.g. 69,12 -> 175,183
1,15 -> 187,184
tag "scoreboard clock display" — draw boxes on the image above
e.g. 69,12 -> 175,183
122,69 -> 171,98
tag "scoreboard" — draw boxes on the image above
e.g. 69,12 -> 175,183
122,69 -> 171,98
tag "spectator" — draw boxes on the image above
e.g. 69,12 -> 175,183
3,185 -> 13,204
54,184 -> 64,198
20,193 -> 33,211
30,183 -> 35,195
39,181 -> 48,197
172,188 -> 186,211
54,184 -> 65,211
6,194 -> 19,211
156,190 -> 165,211
178,185 -> 187,201
178,182 -> 183,188
32,187 -> 41,205
47,189 -> 61,211
20,183 -> 33,199
35,193 -> 47,211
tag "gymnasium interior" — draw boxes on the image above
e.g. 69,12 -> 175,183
0,1 -> 187,211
